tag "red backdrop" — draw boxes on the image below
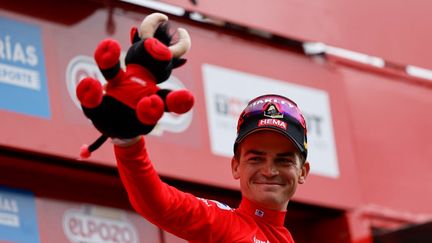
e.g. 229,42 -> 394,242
0,4 -> 431,215
162,0 -> 432,69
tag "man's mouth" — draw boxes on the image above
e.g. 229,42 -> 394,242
254,181 -> 284,186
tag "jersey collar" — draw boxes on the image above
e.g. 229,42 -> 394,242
237,197 -> 287,226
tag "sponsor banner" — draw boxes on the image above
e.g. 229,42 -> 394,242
65,55 -> 193,136
202,64 -> 339,178
63,206 -> 139,243
0,16 -> 50,118
0,187 -> 40,243
37,198 -> 161,243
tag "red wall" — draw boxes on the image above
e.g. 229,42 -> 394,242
162,0 -> 432,69
340,64 -> 432,214
1,1 -> 431,218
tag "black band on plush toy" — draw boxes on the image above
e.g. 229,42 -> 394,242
88,134 -> 109,152
101,62 -> 121,80
157,89 -> 170,111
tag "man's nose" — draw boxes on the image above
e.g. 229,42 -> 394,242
261,162 -> 279,177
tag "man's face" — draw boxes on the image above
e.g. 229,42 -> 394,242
232,130 -> 310,211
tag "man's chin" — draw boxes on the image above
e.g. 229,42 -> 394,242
254,183 -> 286,194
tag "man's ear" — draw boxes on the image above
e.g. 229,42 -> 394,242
298,161 -> 310,184
231,157 -> 240,180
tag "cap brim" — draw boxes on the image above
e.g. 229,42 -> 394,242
234,125 -> 304,156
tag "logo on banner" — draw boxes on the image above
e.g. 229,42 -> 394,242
0,193 -> 19,227
202,64 -> 340,178
63,205 -> 138,243
0,187 -> 40,243
0,17 -> 51,118
65,55 -> 193,135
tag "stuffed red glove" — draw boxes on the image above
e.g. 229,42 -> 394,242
76,13 -> 194,158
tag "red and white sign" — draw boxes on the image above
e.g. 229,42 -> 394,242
63,206 -> 138,243
36,198 -> 162,243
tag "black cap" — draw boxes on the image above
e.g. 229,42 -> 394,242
234,94 -> 308,159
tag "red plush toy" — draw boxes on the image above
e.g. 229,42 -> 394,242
76,13 -> 194,158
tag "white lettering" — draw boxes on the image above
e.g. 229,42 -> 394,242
0,197 -> 19,213
63,209 -> 138,243
66,215 -> 136,243
0,196 -> 20,227
0,62 -> 40,90
5,35 -> 11,60
251,98 -> 294,108
0,39 -> 4,59
258,119 -> 287,130
26,45 -> 38,66
0,35 -> 39,66
12,43 -> 26,64
0,212 -> 20,227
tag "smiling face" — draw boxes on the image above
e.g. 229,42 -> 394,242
232,130 -> 310,211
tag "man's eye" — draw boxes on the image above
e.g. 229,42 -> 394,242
277,158 -> 295,165
248,157 -> 263,163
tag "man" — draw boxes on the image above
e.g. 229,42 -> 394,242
114,94 -> 310,242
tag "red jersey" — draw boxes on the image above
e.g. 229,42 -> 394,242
114,137 -> 295,243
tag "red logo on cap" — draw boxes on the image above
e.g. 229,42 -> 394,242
258,119 -> 287,130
